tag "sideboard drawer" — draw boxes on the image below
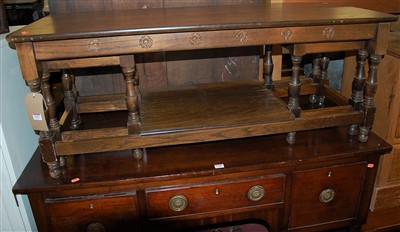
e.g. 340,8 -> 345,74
289,162 -> 366,229
45,192 -> 138,232
146,175 -> 285,219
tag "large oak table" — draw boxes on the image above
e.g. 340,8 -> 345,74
6,3 -> 398,178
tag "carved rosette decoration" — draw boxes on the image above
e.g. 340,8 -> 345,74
88,39 -> 102,51
189,33 -> 202,46
139,35 -> 153,49
323,26 -> 335,39
235,30 -> 248,43
281,28 -> 293,41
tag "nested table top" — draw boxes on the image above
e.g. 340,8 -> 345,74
6,3 -> 397,43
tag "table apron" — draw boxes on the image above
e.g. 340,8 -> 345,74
33,24 -> 377,60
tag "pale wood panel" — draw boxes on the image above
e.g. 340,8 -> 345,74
389,145 -> 400,182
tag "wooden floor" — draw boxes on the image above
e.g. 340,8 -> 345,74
361,207 -> 400,231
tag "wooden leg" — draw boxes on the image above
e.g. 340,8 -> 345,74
62,69 -> 81,130
348,49 -> 368,136
359,54 -> 381,142
39,131 -> 61,178
287,55 -> 302,144
41,71 -> 60,135
121,55 -> 141,134
27,78 -> 61,178
58,70 -> 78,167
263,45 -> 274,90
288,55 -> 302,117
121,55 -> 142,157
309,54 -> 321,104
317,55 -> 329,107
311,54 -> 321,82
41,70 -> 66,168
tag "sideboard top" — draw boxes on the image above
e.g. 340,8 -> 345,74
7,3 -> 398,43
13,127 -> 391,194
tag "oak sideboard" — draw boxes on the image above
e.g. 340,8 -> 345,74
13,127 -> 391,231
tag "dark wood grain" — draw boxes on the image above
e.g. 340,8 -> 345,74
46,193 -> 139,232
54,104 -> 362,156
6,4 -> 397,43
140,80 -> 293,135
13,127 -> 391,231
146,175 -> 284,219
8,2 -> 397,230
45,0 -> 261,96
14,127 -> 391,193
289,162 -> 366,229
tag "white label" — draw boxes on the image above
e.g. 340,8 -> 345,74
25,92 -> 49,131
214,164 -> 225,169
32,113 -> 43,121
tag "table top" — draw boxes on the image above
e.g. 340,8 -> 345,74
7,3 -> 398,43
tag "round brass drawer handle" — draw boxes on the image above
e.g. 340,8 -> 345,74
319,188 -> 335,203
247,185 -> 265,202
169,194 -> 188,212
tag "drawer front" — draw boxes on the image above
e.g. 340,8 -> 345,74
146,175 -> 285,219
46,192 -> 138,232
289,162 -> 366,229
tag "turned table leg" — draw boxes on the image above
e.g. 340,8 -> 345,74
121,55 -> 143,159
61,69 -> 81,166
310,54 -> 329,107
348,49 -> 368,136
359,54 -> 381,142
41,71 -> 60,135
263,45 -> 274,90
288,55 -> 302,117
62,69 -> 81,130
309,54 -> 321,105
287,55 -> 302,144
311,54 -> 321,83
41,70 -> 66,167
317,55 -> 329,107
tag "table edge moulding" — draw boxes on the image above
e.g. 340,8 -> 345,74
6,3 -> 398,178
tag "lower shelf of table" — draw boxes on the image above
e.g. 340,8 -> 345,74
57,80 -> 362,156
